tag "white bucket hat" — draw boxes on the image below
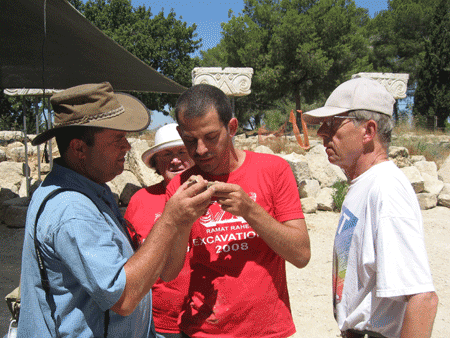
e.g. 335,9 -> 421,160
142,123 -> 184,168
303,77 -> 395,124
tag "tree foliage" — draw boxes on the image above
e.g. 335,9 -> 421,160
413,0 -> 450,129
68,0 -> 201,114
367,0 -> 435,84
0,93 -> 42,134
201,0 -> 372,129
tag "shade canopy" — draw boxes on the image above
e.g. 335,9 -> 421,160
1,0 -> 187,94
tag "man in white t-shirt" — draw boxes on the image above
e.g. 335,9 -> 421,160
303,77 -> 438,338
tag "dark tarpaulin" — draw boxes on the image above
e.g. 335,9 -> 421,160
0,0 -> 187,93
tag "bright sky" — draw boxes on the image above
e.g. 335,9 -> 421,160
137,0 -> 390,129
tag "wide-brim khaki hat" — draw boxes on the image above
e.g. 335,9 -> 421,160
303,77 -> 395,124
142,123 -> 184,168
32,82 -> 151,145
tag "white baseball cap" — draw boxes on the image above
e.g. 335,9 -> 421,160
142,123 -> 184,168
303,77 -> 396,124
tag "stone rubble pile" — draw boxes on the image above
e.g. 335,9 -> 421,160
1,130 -> 449,228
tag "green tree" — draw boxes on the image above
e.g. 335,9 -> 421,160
413,0 -> 450,129
201,0 -> 372,129
0,93 -> 42,134
367,0 -> 435,84
68,0 -> 201,114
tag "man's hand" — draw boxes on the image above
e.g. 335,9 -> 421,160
210,182 -> 254,218
163,175 -> 214,228
209,182 -> 311,269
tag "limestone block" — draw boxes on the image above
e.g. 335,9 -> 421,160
254,145 -> 274,154
234,134 -> 246,142
109,170 -> 143,206
126,138 -> 163,187
389,146 -> 409,158
316,187 -> 335,211
416,193 -> 437,210
0,197 -> 30,227
414,161 -> 438,179
400,166 -> 424,193
410,155 -> 426,163
280,153 -> 312,184
18,177 -> 41,198
438,194 -> 450,208
437,154 -> 450,183
299,179 -> 320,198
0,162 -> 24,194
0,131 -> 25,145
305,152 -> 346,187
421,172 -> 444,195
192,67 -> 253,97
351,72 -> 409,99
438,183 -> 450,207
300,197 -> 317,214
307,143 -> 327,156
391,157 -> 412,168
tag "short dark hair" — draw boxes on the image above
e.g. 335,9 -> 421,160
55,126 -> 103,156
174,84 -> 232,126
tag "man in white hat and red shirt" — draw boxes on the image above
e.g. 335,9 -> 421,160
18,83 -> 213,338
303,77 -> 438,338
125,123 -> 194,338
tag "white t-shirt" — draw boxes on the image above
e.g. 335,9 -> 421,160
333,161 -> 435,338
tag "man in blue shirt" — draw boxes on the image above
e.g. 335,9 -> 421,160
18,82 -> 214,337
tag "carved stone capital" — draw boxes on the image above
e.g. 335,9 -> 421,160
192,67 -> 254,97
352,72 -> 410,99
3,88 -> 62,97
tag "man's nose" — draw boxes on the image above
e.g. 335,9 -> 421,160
317,123 -> 329,140
196,139 -> 208,156
171,155 -> 183,164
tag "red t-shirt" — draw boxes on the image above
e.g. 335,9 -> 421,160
166,151 -> 304,338
125,181 -> 190,333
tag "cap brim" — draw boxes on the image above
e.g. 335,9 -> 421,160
303,106 -> 350,125
142,139 -> 185,168
32,92 -> 150,145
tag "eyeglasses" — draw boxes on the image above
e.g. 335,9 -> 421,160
321,116 -> 357,131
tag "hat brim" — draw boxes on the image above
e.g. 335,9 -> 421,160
142,139 -> 185,168
303,106 -> 350,125
32,92 -> 150,145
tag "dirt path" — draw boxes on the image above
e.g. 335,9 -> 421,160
287,207 -> 450,337
1,208 -> 448,337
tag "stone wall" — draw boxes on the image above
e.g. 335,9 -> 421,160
1,130 -> 449,227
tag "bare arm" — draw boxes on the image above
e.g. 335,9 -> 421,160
400,292 -> 439,338
111,178 -> 212,316
213,183 -> 311,268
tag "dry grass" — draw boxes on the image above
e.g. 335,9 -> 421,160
260,136 -> 308,155
392,122 -> 450,168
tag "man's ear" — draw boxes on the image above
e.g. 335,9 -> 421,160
227,117 -> 238,137
68,138 -> 88,160
362,120 -> 377,144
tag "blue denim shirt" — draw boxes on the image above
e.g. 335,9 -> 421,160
18,160 -> 154,337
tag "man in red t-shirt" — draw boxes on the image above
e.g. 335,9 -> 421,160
165,84 -> 311,338
125,123 -> 194,338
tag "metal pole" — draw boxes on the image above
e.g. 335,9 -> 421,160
46,97 -> 53,169
22,97 -> 30,197
34,98 -> 41,182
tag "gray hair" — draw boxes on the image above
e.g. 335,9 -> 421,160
348,110 -> 394,147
